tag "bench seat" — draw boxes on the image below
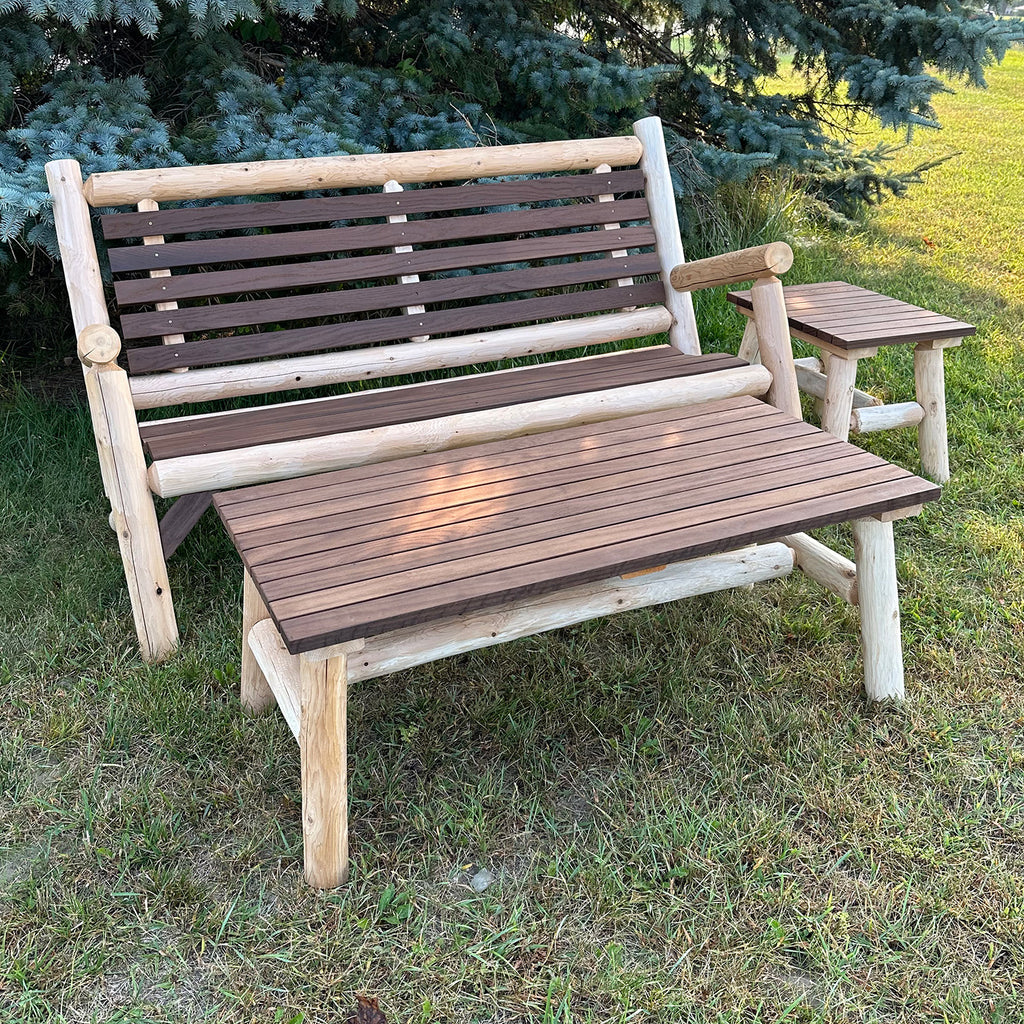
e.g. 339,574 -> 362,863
215,395 -> 939,654
138,346 -> 745,461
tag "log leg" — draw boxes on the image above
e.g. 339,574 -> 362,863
85,362 -> 178,661
914,342 -> 952,483
300,650 -> 351,888
737,319 -> 760,364
241,570 -> 274,711
852,518 -> 904,702
821,353 -> 858,440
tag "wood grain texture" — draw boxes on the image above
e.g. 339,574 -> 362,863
727,281 -> 976,349
852,517 -> 904,701
118,253 -> 663,340
152,365 -> 771,496
139,347 -> 743,460
669,242 -> 792,292
632,116 -> 699,354
241,568 -> 275,712
128,306 -> 674,409
158,490 -> 213,558
83,362 -> 178,660
84,134 -> 644,205
107,198 -> 650,273
45,160 -> 110,337
214,397 -> 939,653
101,169 -> 647,238
342,544 -> 795,684
299,651 -> 350,887
114,225 -> 657,306
125,281 -> 668,374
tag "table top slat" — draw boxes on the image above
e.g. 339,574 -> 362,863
214,397 -> 939,653
726,281 -> 975,350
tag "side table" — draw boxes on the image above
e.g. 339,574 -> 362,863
727,281 -> 975,482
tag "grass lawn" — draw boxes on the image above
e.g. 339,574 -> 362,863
2,52 -> 1023,1024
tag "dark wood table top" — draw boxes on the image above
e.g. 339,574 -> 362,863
215,395 -> 939,654
727,281 -> 975,351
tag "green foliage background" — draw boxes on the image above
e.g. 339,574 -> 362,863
0,0 -> 1021,351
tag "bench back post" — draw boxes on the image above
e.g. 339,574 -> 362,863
45,160 -> 110,341
633,117 -> 700,356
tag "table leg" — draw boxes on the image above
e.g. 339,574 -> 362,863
914,342 -> 951,483
241,570 -> 274,711
821,353 -> 859,440
737,319 -> 760,364
852,517 -> 904,702
300,649 -> 350,888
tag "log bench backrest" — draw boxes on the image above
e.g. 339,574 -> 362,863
50,121 -> 700,411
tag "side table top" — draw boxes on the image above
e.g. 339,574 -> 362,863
727,281 -> 975,351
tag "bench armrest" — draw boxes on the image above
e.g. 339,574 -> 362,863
669,242 -> 793,293
77,324 -> 122,367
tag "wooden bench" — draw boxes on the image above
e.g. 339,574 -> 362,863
48,117 -> 804,662
214,396 -> 937,886
46,117 -> 944,885
729,282 -> 974,481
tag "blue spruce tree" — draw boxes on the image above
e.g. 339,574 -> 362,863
0,0 -> 1020,319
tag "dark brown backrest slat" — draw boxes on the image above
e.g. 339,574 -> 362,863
114,224 -> 657,306
107,198 -> 650,274
120,253 -> 661,340
101,169 -> 646,240
126,281 -> 668,374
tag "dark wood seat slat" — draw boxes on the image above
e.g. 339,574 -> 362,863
214,398 -> 938,653
107,197 -> 651,274
125,280 -> 668,374
140,347 -> 742,461
101,169 -> 647,240
119,252 -> 662,340
114,225 -> 657,306
246,426 -> 835,578
222,398 -> 783,529
139,345 -> 680,444
727,281 -> 976,350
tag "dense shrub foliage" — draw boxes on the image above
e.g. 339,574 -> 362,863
0,0 -> 1020,272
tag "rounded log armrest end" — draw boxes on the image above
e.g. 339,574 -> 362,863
670,241 -> 794,293
77,324 -> 122,367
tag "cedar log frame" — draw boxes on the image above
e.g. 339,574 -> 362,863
49,116 -> 912,726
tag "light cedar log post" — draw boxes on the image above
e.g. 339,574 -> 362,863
44,161 -> 109,337
914,339 -> 957,483
632,117 -> 700,354
136,198 -> 188,372
241,569 -> 275,711
146,363 -> 773,496
47,157 -> 179,662
383,180 -> 429,343
299,638 -> 365,888
748,275 -> 802,420
83,136 -> 646,205
737,320 -> 760,364
819,353 -> 859,440
77,326 -> 179,661
850,401 -> 925,435
668,242 -> 801,419
851,517 -> 904,701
